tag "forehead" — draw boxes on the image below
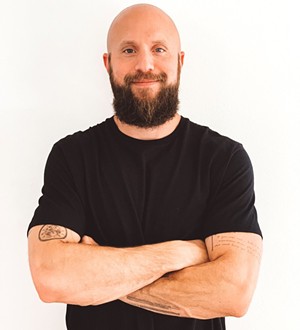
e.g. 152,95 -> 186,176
107,6 -> 181,51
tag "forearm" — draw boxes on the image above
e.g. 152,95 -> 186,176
29,230 -> 203,306
121,260 -> 237,319
121,233 -> 262,319
30,241 -> 179,305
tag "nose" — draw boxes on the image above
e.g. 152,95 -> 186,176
134,51 -> 154,72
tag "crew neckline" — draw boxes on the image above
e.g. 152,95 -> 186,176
108,115 -> 187,145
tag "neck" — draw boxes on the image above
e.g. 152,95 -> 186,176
113,114 -> 181,140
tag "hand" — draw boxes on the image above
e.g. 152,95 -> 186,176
177,239 -> 209,269
81,235 -> 99,246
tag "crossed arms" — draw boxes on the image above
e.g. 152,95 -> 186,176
28,224 -> 262,320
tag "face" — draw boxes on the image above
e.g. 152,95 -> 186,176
103,5 -> 184,127
109,55 -> 181,128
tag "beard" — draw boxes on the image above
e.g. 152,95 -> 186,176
109,61 -> 181,128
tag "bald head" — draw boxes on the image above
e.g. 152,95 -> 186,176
106,4 -> 181,53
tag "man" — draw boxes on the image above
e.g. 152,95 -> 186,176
28,4 -> 262,330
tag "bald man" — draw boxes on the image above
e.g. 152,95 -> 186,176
28,4 -> 262,330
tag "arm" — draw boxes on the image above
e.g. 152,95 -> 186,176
28,224 -> 206,306
120,232 -> 262,319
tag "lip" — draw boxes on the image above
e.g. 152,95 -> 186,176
132,80 -> 160,87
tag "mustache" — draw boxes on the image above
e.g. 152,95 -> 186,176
124,71 -> 168,85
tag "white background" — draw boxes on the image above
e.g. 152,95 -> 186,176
1,0 -> 299,329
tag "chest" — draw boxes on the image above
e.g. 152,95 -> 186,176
81,141 -> 210,247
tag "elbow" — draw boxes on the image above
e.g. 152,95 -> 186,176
227,281 -> 254,318
34,277 -> 58,303
229,299 -> 249,318
38,289 -> 56,304
35,278 -> 59,303
30,265 -> 63,303
30,266 -> 97,307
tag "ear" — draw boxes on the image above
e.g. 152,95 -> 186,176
103,53 -> 110,73
179,51 -> 185,67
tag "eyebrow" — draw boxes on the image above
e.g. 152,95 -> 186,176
119,40 -> 136,48
119,40 -> 169,48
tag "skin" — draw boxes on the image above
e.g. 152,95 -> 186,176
28,225 -> 207,306
28,3 -> 263,320
120,232 -> 262,319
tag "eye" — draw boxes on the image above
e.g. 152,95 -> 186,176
123,48 -> 136,54
154,47 -> 166,53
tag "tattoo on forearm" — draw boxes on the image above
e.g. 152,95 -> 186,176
39,225 -> 67,241
126,295 -> 181,316
211,234 -> 261,260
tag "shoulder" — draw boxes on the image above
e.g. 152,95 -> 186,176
182,118 -> 255,189
44,117 -> 114,170
53,117 -> 113,154
184,117 -> 244,160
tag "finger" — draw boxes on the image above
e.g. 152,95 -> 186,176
81,235 -> 98,245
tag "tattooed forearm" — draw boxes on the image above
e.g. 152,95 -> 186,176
39,225 -> 67,241
126,295 -> 181,316
211,233 -> 262,260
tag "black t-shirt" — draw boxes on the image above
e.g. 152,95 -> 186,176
29,116 -> 261,330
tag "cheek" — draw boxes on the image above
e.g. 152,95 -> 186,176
167,70 -> 178,82
165,67 -> 179,84
161,58 -> 180,83
111,69 -> 127,85
109,60 -> 129,84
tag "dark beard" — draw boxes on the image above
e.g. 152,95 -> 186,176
109,68 -> 180,128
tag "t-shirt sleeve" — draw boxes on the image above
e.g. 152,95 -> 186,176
200,145 -> 262,240
27,142 -> 86,237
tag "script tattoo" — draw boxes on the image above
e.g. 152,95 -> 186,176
211,234 -> 262,260
39,225 -> 67,241
126,295 -> 181,316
